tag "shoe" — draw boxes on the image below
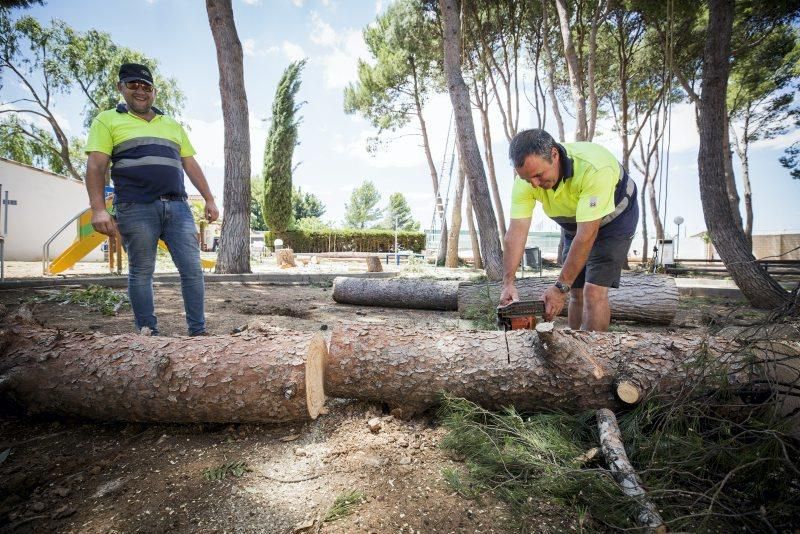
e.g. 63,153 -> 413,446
190,331 -> 210,337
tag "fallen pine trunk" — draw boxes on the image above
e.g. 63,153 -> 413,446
458,272 -> 679,325
325,323 -> 797,418
333,277 -> 459,311
0,322 -> 327,423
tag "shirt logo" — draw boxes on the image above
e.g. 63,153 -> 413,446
589,196 -> 597,208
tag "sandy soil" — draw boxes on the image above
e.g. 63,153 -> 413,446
0,276 -> 741,533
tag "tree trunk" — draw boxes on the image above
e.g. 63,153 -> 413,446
437,218 -> 448,266
445,164 -> 465,268
541,0 -> 566,142
440,0 -> 503,280
331,273 -> 678,325
206,0 -> 252,274
465,187 -> 483,269
458,273 -> 678,325
0,322 -> 327,422
554,0 -> 587,141
479,106 -> 507,239
722,113 -> 743,231
333,276 -> 460,311
731,125 -> 753,247
640,175 -> 649,264
696,0 -> 787,309
325,323 -> 786,418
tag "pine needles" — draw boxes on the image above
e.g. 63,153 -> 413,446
323,490 -> 364,522
26,285 -> 129,316
202,460 -> 251,481
439,389 -> 800,532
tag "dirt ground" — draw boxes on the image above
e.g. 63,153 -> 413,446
0,280 -> 750,533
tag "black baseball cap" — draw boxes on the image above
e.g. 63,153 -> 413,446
119,63 -> 154,85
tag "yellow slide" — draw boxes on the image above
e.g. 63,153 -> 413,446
49,202 -> 216,273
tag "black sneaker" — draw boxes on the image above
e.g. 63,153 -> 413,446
190,331 -> 210,337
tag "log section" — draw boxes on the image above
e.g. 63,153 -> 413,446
325,324 -> 784,417
0,323 -> 327,423
333,277 -> 459,311
459,273 -> 679,325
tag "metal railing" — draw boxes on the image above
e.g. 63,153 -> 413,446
42,195 -> 112,275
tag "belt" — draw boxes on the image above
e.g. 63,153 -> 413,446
159,194 -> 187,201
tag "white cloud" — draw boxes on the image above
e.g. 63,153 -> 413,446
242,0 -> 260,4
291,0 -> 304,6
282,41 -> 306,62
319,29 -> 369,89
242,38 -> 256,57
310,11 -> 338,46
375,0 -> 383,14
321,0 -> 332,6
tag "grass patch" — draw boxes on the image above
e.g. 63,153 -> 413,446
202,460 -> 251,481
26,284 -> 129,316
323,489 -> 364,522
439,390 -> 800,532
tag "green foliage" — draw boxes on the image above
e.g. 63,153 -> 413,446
0,10 -> 184,177
323,490 -> 364,522
343,0 -> 441,140
439,382 -> 800,532
293,216 -> 331,232
292,186 -> 325,221
250,176 -> 267,231
262,60 -> 306,234
264,228 -> 425,253
344,180 -> 382,229
781,140 -> 800,179
202,460 -> 251,481
377,192 -> 420,231
26,285 -> 129,316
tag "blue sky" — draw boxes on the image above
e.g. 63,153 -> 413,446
6,0 -> 800,241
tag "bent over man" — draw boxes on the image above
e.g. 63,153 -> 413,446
499,129 -> 639,331
85,63 -> 219,336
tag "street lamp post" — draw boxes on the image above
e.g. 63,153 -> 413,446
673,216 -> 684,259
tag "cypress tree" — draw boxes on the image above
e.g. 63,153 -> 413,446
262,59 -> 306,234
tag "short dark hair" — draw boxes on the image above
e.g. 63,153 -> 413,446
509,129 -> 556,167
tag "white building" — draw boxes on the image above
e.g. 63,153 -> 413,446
0,157 -> 103,262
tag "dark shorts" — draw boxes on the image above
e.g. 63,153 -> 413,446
562,234 -> 634,289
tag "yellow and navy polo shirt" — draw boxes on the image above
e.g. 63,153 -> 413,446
510,142 -> 637,238
85,104 -> 195,203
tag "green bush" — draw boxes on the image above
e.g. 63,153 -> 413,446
264,229 -> 425,253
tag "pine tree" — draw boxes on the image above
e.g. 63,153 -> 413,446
381,192 -> 420,231
344,181 -> 383,229
262,60 -> 306,234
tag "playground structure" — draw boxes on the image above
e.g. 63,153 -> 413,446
43,195 -> 216,275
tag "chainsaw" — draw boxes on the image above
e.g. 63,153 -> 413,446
496,300 -> 546,364
496,300 -> 546,331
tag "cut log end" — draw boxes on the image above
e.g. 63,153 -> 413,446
305,334 -> 328,419
276,248 -> 297,268
615,379 -> 642,405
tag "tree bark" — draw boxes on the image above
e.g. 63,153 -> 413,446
541,0 -> 566,142
478,103 -> 507,239
206,0 -> 252,274
332,276 -> 460,311
0,322 -> 327,422
696,0 -> 787,308
325,323 -> 785,417
440,0 -> 503,281
331,273 -> 679,325
596,409 -> 666,532
730,124 -> 753,247
722,113 -> 743,231
554,0 -> 587,141
465,187 -> 483,270
458,273 -> 678,325
445,164 -> 465,268
437,218 -> 448,266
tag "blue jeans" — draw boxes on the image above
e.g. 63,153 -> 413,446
115,199 -> 205,335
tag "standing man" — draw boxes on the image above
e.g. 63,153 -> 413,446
85,63 -> 219,336
499,129 -> 638,331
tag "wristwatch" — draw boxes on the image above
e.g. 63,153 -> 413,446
554,280 -> 571,293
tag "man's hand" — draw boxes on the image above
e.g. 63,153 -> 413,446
499,283 -> 519,307
542,285 -> 567,321
205,200 -> 219,223
91,208 -> 118,237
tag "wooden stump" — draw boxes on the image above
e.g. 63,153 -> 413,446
366,256 -> 383,273
276,248 -> 296,268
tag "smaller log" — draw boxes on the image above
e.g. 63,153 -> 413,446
276,248 -> 297,268
596,408 -> 665,533
614,378 -> 642,405
366,256 -> 383,273
333,277 -> 459,311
